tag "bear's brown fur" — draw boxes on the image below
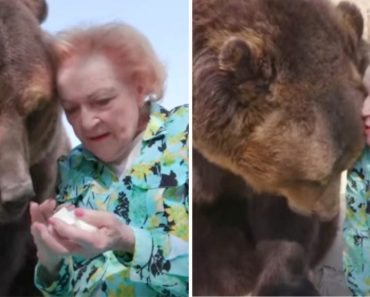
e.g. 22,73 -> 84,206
193,0 -> 368,295
0,0 -> 69,295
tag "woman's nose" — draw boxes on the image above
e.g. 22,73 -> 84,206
362,96 -> 370,118
364,66 -> 370,92
81,108 -> 100,130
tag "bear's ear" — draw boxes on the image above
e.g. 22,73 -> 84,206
22,0 -> 48,23
336,2 -> 363,53
218,36 -> 273,83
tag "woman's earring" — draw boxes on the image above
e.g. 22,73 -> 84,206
145,93 -> 158,102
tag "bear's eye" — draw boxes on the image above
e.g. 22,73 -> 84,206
238,79 -> 271,97
255,80 -> 270,93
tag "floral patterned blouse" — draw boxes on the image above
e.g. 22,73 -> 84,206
34,103 -> 189,297
343,145 -> 370,296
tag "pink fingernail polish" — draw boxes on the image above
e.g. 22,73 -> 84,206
74,208 -> 84,217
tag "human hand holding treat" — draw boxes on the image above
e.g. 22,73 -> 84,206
51,207 -> 97,232
48,208 -> 135,259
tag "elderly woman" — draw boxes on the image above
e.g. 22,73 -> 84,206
29,23 -> 188,297
343,65 -> 370,296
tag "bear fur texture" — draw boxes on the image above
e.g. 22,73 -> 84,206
193,0 -> 367,295
0,0 -> 70,295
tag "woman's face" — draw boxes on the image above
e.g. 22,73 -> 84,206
58,55 -> 145,164
363,67 -> 370,146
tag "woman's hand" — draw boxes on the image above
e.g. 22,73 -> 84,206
30,200 -> 78,275
48,208 -> 135,259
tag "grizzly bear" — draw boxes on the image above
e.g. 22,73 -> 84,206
0,0 -> 69,295
193,0 -> 368,295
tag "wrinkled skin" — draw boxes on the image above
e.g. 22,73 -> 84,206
193,0 -> 367,295
0,0 -> 69,295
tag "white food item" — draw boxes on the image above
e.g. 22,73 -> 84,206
52,207 -> 98,232
74,219 -> 98,232
52,207 -> 75,225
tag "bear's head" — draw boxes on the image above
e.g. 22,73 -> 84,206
0,0 -> 58,222
193,0 -> 367,220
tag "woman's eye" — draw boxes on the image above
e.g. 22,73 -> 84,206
359,85 -> 368,98
65,106 -> 78,115
96,98 -> 112,106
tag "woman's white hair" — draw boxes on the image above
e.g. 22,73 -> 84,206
54,23 -> 166,100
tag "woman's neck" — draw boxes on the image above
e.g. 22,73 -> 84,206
110,130 -> 145,176
109,102 -> 151,175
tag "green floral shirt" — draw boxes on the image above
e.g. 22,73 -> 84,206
343,145 -> 370,296
34,103 -> 189,297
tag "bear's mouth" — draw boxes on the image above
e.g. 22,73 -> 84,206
0,203 -> 29,224
282,176 -> 341,222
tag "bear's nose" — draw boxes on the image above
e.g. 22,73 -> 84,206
1,181 -> 35,213
3,198 -> 29,214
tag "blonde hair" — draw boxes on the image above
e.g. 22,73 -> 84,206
54,23 -> 166,100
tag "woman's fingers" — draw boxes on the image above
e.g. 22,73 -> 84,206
55,203 -> 75,212
31,223 -> 44,246
30,199 -> 58,224
39,199 -> 57,220
50,218 -> 100,248
32,208 -> 123,259
32,222 -> 80,255
48,220 -> 106,259
74,208 -> 115,227
30,202 -> 47,224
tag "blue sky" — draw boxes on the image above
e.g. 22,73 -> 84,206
42,1 -> 189,147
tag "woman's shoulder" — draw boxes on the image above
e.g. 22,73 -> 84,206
151,102 -> 188,119
58,145 -> 84,167
347,145 -> 370,185
57,144 -> 99,173
168,104 -> 189,115
351,145 -> 370,170
56,144 -> 103,189
148,103 -> 188,139
163,104 -> 189,135
168,104 -> 189,121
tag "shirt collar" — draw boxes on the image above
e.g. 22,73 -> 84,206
110,130 -> 144,177
142,102 -> 168,141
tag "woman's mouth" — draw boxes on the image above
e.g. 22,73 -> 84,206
89,133 -> 110,141
364,126 -> 370,136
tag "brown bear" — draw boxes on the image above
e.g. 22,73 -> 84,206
193,0 -> 368,295
0,0 -> 69,295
